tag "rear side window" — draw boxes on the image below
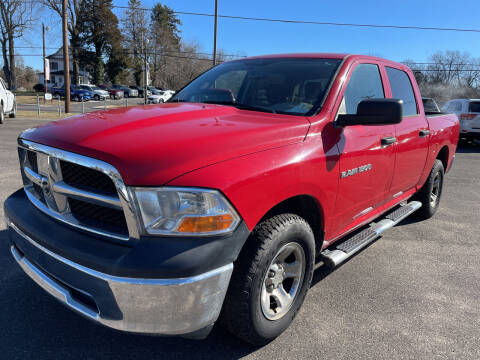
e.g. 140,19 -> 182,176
468,101 -> 480,113
341,64 -> 385,114
386,67 -> 418,116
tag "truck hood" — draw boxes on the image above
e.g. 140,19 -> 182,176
21,103 -> 310,185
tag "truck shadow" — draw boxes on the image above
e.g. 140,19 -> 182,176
0,228 -> 260,359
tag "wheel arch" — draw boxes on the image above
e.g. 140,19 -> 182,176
437,145 -> 449,171
256,194 -> 325,255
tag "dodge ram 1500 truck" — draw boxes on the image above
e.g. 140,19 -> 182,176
4,54 -> 459,345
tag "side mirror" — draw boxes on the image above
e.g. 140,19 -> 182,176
336,99 -> 403,126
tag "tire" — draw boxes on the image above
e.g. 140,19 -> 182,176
221,214 -> 315,345
94,94 -> 100,101
414,159 -> 444,219
72,95 -> 79,102
9,101 -> 16,118
124,93 -> 129,98
0,103 -> 4,124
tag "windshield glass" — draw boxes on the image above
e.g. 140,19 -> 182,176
171,58 -> 341,115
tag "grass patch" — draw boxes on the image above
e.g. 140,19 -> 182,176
16,94 -> 62,105
16,110 -> 77,120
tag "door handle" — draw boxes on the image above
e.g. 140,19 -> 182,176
381,137 -> 397,146
419,129 -> 430,137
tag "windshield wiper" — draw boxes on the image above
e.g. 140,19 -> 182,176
203,100 -> 276,114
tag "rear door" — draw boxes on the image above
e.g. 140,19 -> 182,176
331,62 -> 397,236
463,101 -> 480,135
386,67 -> 429,196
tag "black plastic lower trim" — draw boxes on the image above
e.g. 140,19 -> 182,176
5,189 -> 250,279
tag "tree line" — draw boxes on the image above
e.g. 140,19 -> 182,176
1,0 -> 239,91
403,50 -> 480,104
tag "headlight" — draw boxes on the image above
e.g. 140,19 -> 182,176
132,187 -> 241,236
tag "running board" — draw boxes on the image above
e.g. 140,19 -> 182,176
321,201 -> 422,268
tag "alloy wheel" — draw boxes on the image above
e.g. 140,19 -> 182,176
261,242 -> 306,320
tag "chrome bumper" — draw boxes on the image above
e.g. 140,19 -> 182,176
7,217 -> 233,335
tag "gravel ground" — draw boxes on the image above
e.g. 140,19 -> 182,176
1,117 -> 479,360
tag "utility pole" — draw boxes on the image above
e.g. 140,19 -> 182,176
144,35 -> 148,105
62,0 -> 71,113
42,24 -> 50,104
213,0 -> 218,66
43,23 -> 47,102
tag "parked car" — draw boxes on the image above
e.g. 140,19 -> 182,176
148,90 -> 175,104
129,85 -> 151,97
52,86 -> 93,102
99,85 -> 124,100
112,84 -> 138,98
422,97 -> 441,113
33,83 -> 45,92
33,82 -> 55,93
443,98 -> 480,141
0,77 -> 16,123
5,53 -> 459,346
78,84 -> 109,101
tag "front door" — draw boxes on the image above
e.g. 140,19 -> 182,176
331,62 -> 396,238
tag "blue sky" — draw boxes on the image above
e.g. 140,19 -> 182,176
16,0 -> 480,70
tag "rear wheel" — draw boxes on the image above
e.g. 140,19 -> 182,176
414,159 -> 444,219
221,214 -> 315,345
94,94 -> 100,101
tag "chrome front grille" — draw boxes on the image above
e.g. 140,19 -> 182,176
18,139 -> 139,241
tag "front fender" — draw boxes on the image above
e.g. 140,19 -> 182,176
167,141 -> 339,235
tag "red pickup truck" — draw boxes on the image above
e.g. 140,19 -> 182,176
4,54 -> 459,345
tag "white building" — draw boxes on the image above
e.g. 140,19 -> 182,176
38,47 -> 90,86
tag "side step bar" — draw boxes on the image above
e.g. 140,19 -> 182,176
321,201 -> 422,268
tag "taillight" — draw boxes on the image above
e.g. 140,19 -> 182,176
459,113 -> 477,121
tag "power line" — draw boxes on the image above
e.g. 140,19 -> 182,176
411,69 -> 480,72
110,5 -> 480,34
9,52 -> 219,62
14,45 -> 246,58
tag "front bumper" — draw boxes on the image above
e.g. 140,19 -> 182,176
4,190 -> 249,335
6,217 -> 233,335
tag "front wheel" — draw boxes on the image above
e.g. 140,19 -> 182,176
0,103 -> 4,124
414,159 -> 445,219
124,93 -> 129,98
9,101 -> 16,118
94,94 -> 100,101
221,214 -> 315,345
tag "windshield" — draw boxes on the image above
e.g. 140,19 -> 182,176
92,86 -> 100,90
171,58 -> 342,115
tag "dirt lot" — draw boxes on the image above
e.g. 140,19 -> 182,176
0,117 -> 479,360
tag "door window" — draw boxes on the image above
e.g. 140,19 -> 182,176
386,67 -> 418,116
339,64 -> 385,115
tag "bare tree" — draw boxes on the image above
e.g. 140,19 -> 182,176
0,0 -> 36,89
121,0 -> 148,86
403,51 -> 480,104
43,0 -> 83,84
